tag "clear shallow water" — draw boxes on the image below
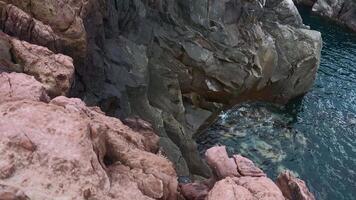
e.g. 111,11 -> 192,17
197,7 -> 356,200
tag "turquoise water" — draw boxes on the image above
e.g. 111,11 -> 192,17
197,7 -> 356,200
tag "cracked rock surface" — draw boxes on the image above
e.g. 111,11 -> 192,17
0,0 -> 322,179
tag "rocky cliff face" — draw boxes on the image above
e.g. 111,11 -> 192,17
0,0 -> 322,178
294,0 -> 356,32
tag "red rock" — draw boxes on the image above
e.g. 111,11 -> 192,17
0,184 -> 30,200
180,182 -> 209,200
207,177 -> 254,200
205,146 -> 240,179
0,72 -> 49,104
0,4 -> 59,51
123,116 -> 160,153
234,176 -> 285,200
0,97 -> 178,199
276,171 -> 316,200
233,154 -> 266,177
10,39 -> 74,97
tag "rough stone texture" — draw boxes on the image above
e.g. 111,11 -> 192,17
276,171 -> 316,200
0,0 -> 323,177
233,155 -> 266,177
0,0 -> 88,58
0,72 -> 49,104
0,96 -> 178,200
294,0 -> 356,32
10,39 -> 75,97
181,146 -> 315,200
205,146 -> 240,179
0,32 -> 74,97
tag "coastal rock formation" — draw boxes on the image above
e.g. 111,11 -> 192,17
0,0 -> 322,177
181,146 -> 315,200
0,95 -> 178,199
276,171 -> 316,200
294,0 -> 356,32
0,32 -> 74,97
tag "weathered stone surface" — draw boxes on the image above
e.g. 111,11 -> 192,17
205,146 -> 240,179
0,32 -> 74,98
0,184 -> 30,200
0,0 -> 88,58
233,155 -> 266,177
182,146 -> 315,200
294,0 -> 356,32
10,39 -> 74,97
276,171 -> 316,200
0,72 -> 49,104
0,0 -> 323,178
0,97 -> 178,200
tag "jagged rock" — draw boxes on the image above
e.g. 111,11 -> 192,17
276,171 -> 316,200
10,39 -> 74,97
0,32 -> 74,97
181,146 -> 315,200
0,72 -> 49,104
0,97 -> 178,200
0,0 -> 323,177
0,0 -> 87,58
233,155 -> 266,177
294,0 -> 356,32
205,146 -> 240,179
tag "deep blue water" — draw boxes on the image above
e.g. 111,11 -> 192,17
197,7 -> 356,200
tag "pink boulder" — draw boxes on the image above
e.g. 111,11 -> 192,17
0,72 -> 49,104
276,171 -> 316,200
205,146 -> 240,179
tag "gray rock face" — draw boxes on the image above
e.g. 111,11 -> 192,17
70,0 -> 322,177
0,0 -> 322,178
294,0 -> 356,32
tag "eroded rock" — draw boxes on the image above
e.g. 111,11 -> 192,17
0,97 -> 177,200
276,170 -> 316,200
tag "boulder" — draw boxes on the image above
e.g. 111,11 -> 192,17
0,72 -> 49,104
0,97 -> 178,200
205,146 -> 240,179
276,171 -> 316,200
182,146 -> 315,200
0,32 -> 74,97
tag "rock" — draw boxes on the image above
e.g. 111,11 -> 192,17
205,146 -> 240,179
182,146 -> 315,200
179,182 -> 210,200
276,170 -> 316,200
206,177 -> 253,200
10,38 -> 74,97
0,32 -> 74,98
0,97 -> 178,199
233,155 -> 266,177
0,184 -> 30,200
0,72 -> 49,104
294,0 -> 356,32
0,0 -> 87,58
0,4 -> 59,52
0,0 -> 323,178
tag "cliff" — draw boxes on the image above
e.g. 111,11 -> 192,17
0,1 -> 321,197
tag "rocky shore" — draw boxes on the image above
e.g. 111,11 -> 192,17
0,0 -> 321,199
293,0 -> 356,32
